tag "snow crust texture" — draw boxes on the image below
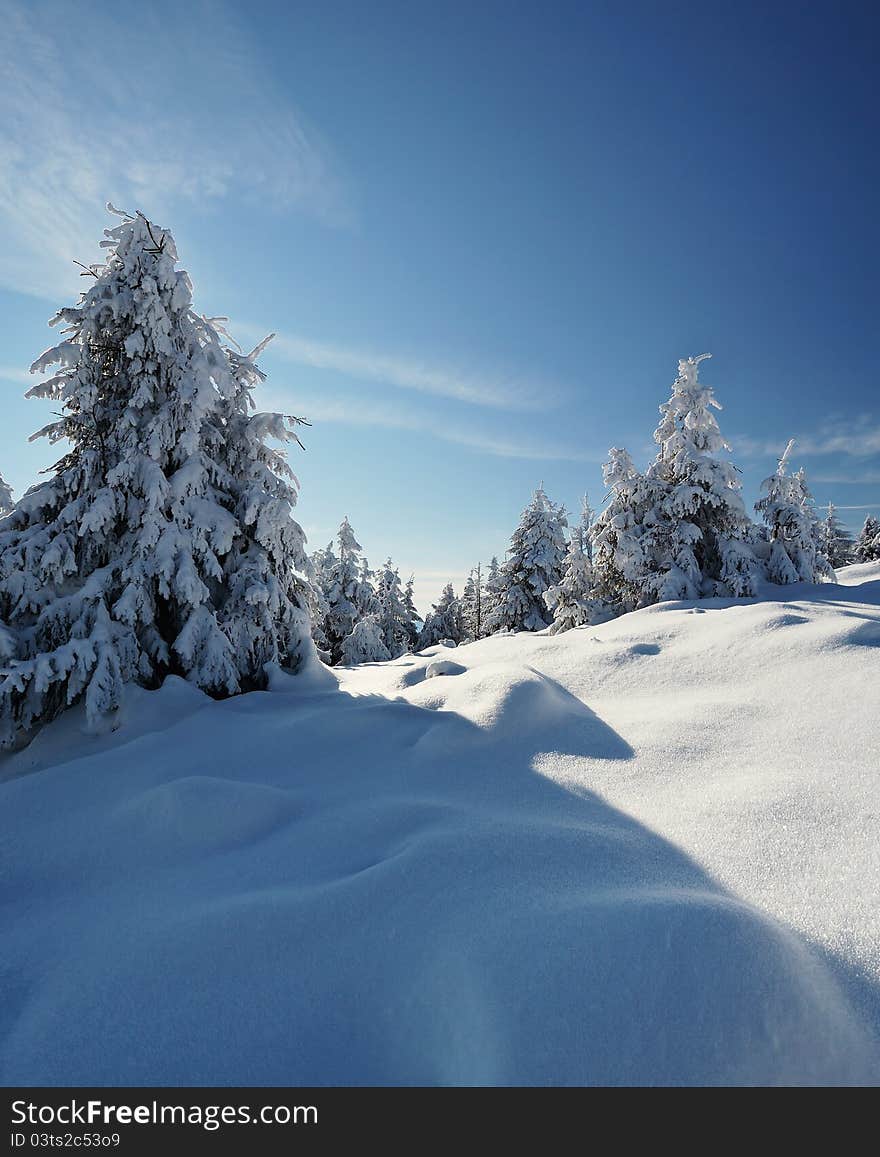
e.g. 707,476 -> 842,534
1,566 -> 879,1086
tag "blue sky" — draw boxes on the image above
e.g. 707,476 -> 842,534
1,0 -> 877,608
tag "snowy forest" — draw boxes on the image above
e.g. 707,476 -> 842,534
0,208 -> 878,751
4,0 -> 879,1094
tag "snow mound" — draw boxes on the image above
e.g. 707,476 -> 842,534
1,565 -> 879,1085
114,777 -> 302,857
425,659 -> 466,679
1,676 -> 210,781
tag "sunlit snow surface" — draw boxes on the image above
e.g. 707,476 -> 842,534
2,564 -> 879,1085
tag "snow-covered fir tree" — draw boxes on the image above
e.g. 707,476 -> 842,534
482,556 -> 502,626
418,583 -> 463,648
793,466 -> 830,574
460,563 -> 484,641
402,576 -> 421,650
590,449 -> 659,613
820,503 -> 854,569
206,331 -> 312,684
644,354 -> 760,600
545,495 -> 600,633
374,558 -> 416,658
854,515 -> 880,562
308,540 -> 335,657
0,207 -> 312,747
357,555 -> 378,619
313,532 -> 417,664
0,474 -> 13,517
544,544 -> 589,634
574,494 -> 595,557
484,487 -> 568,633
754,440 -> 833,584
341,613 -> 390,665
317,517 -> 375,665
311,541 -> 336,584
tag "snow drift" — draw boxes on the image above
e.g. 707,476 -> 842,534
1,565 -> 879,1085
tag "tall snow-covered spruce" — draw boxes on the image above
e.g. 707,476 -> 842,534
418,583 -> 463,648
645,354 -> 759,600
460,563 -> 484,641
754,440 -> 832,584
482,556 -> 503,626
403,576 -> 421,645
592,358 -> 763,613
0,207 -> 312,747
545,496 -> 599,633
484,487 -> 568,633
312,517 -> 378,665
819,502 -> 854,569
341,614 -> 390,665
855,515 -> 880,562
590,448 -> 659,613
374,558 -> 419,658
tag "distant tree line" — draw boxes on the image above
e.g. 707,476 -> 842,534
325,355 -> 871,654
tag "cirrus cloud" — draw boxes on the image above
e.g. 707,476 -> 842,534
0,0 -> 352,301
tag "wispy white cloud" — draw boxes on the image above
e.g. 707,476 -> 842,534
792,421 -> 880,458
811,471 -> 880,486
243,326 -> 563,412
447,428 -> 596,461
0,0 -> 351,301
259,385 -> 598,463
0,366 -> 31,385
734,417 -> 880,461
733,435 -> 796,459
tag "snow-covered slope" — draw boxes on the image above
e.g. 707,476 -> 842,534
2,565 -> 879,1086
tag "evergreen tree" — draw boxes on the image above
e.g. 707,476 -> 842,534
357,556 -> 378,619
341,612 -> 391,665
402,576 -> 422,651
482,556 -> 502,626
591,449 -> 660,613
646,354 -> 759,599
206,331 -> 313,684
820,502 -> 854,569
320,517 -> 373,665
484,487 -> 568,633
855,515 -> 880,562
755,441 -> 833,583
418,583 -> 463,648
544,537 -> 599,634
308,541 -> 335,656
460,563 -> 484,641
0,474 -> 13,517
0,207 -> 311,747
545,494 -> 600,633
575,493 -> 595,558
374,558 -> 414,658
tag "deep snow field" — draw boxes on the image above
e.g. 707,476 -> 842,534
1,564 -> 879,1086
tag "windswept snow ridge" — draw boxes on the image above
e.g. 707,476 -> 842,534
1,566 -> 879,1085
